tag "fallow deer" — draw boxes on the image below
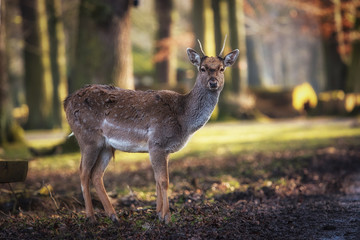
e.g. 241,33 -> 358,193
64,40 -> 239,224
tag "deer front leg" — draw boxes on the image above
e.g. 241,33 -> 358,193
149,148 -> 171,223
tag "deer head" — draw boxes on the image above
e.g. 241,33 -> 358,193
186,40 -> 239,92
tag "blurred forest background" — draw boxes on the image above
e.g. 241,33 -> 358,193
1,0 -> 360,145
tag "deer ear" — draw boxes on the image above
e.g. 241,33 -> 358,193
187,48 -> 201,67
224,49 -> 239,67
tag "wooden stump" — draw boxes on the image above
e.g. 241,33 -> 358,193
0,160 -> 28,183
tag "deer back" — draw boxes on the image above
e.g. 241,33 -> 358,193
64,85 -> 187,152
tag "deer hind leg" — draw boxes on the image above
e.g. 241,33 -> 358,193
150,149 -> 171,223
91,148 -> 119,224
79,146 -> 101,222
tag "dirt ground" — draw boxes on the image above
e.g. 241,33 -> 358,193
1,137 -> 360,239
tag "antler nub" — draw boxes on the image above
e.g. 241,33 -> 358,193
218,34 -> 227,57
197,39 -> 206,56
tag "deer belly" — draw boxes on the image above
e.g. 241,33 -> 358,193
105,136 -> 148,153
101,119 -> 149,152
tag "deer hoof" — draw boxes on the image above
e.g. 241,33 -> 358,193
110,214 -> 120,226
164,213 -> 171,224
158,212 -> 171,224
87,215 -> 97,225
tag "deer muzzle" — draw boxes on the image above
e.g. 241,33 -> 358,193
208,77 -> 219,90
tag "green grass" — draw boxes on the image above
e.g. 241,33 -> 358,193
25,129 -> 68,148
171,118 -> 360,160
29,152 -> 80,172
0,142 -> 31,160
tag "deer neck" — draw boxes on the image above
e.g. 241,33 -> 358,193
182,79 -> 220,134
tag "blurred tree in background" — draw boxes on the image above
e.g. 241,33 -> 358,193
20,0 -> 54,129
228,0 -> 247,95
346,4 -> 360,93
0,0 -> 18,144
47,0 -> 68,128
154,0 -> 177,87
0,0 -> 8,143
1,0 -> 360,142
71,0 -> 135,92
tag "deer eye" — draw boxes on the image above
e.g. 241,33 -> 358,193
200,67 -> 206,72
220,68 -> 225,72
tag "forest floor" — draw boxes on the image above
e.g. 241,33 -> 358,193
1,118 -> 360,239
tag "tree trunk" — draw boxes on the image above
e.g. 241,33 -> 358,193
203,0 -> 215,56
20,0 -> 54,129
193,0 -> 205,46
154,0 -> 176,87
212,0 -> 222,55
0,0 -> 9,144
192,0 -> 216,56
112,0 -> 134,89
246,35 -> 262,86
322,34 -> 347,91
71,0 -> 134,92
346,6 -> 360,93
70,0 -> 114,92
333,0 -> 350,65
47,0 -> 68,128
0,0 -> 23,145
228,0 -> 247,95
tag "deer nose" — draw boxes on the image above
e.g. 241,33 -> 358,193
208,78 -> 218,89
209,81 -> 217,88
